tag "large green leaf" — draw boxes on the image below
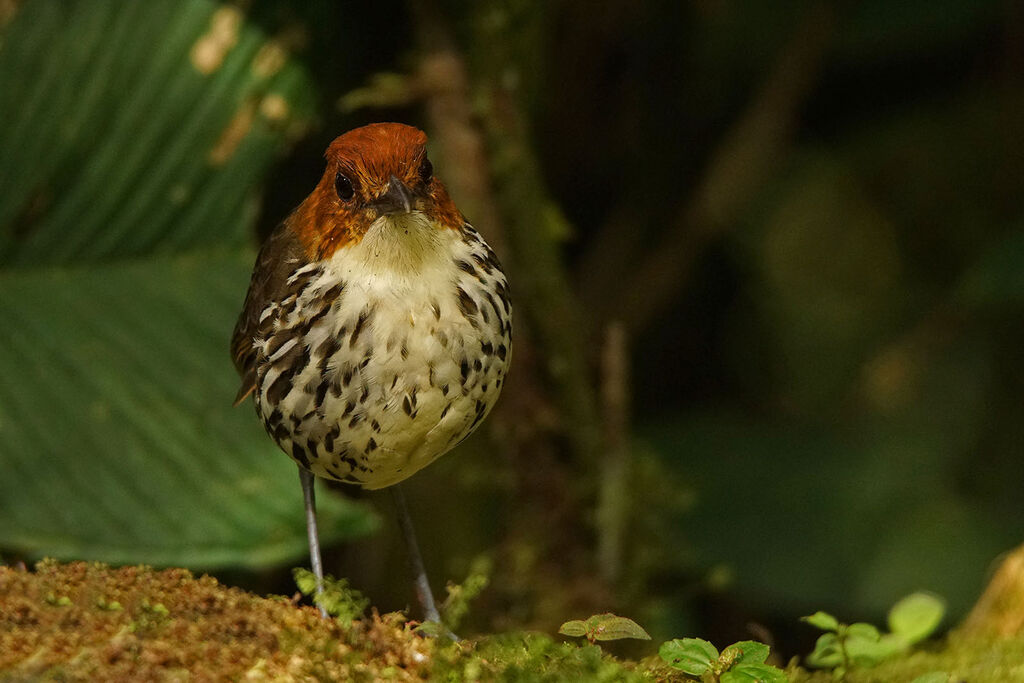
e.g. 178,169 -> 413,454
0,0 -> 313,264
0,1 -> 379,569
0,250 -> 379,568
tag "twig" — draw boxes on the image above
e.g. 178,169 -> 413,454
406,0 -> 602,469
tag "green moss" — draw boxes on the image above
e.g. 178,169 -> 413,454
0,560 -> 433,681
789,634 -> 1024,683
2,561 -> 1021,681
432,633 -> 655,682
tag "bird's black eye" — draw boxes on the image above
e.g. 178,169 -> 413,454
334,171 -> 355,201
419,157 -> 433,184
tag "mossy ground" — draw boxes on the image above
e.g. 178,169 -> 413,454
2,560 -> 1022,681
786,636 -> 1024,682
0,560 -> 662,681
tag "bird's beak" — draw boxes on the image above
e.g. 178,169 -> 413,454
372,175 -> 416,215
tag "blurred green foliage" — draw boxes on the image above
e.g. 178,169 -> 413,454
0,0 -> 378,569
620,0 -> 1024,643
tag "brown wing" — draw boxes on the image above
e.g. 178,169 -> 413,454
230,223 -> 308,405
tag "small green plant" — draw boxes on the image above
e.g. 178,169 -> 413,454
44,591 -> 72,607
659,638 -> 788,683
130,598 -> 171,635
95,596 -> 122,611
439,555 -> 491,632
558,613 -> 651,644
293,568 -> 369,622
803,592 -> 945,679
411,557 -> 492,639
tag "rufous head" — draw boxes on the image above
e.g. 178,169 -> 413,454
289,123 -> 463,260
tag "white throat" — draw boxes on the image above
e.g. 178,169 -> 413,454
357,212 -> 447,272
325,212 -> 456,294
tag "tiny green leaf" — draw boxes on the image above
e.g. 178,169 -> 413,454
845,622 -> 881,642
722,663 -> 790,683
96,597 -> 122,611
802,611 -> 840,631
888,592 -> 945,644
659,638 -> 719,675
45,592 -> 72,607
140,599 -> 170,617
292,568 -> 369,622
558,620 -> 589,638
848,632 -> 907,665
845,636 -> 896,667
583,613 -> 651,641
805,632 -> 843,668
910,673 -> 949,683
293,567 -> 320,596
722,640 -> 771,665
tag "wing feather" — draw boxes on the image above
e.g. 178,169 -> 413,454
230,224 -> 308,404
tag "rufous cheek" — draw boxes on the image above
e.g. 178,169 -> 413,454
429,186 -> 465,231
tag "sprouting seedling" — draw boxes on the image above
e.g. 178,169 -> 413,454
558,613 -> 651,645
803,592 -> 945,680
659,637 -> 789,683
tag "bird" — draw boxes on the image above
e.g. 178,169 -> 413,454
230,122 -> 511,625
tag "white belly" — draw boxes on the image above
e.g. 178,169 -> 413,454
253,216 -> 511,489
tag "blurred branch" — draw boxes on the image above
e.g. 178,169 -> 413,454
596,321 -> 630,586
858,303 -> 963,414
399,0 -> 610,623
593,2 -> 837,336
474,87 -> 602,467
1004,0 -> 1024,82
415,50 -> 509,258
403,0 -> 601,471
338,73 -> 418,112
575,199 -> 650,331
341,0 -> 600,483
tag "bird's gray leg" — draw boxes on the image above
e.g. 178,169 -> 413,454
390,485 -> 449,632
299,466 -> 328,618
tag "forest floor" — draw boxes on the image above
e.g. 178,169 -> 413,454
2,556 -> 1024,681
